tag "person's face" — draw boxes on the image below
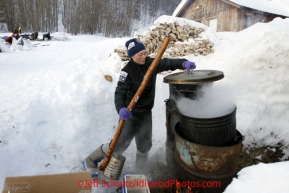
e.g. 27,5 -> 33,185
131,50 -> 147,65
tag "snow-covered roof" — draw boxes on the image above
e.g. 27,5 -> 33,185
172,0 -> 189,17
229,0 -> 289,17
173,0 -> 289,17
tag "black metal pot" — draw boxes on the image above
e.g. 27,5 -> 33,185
179,106 -> 237,146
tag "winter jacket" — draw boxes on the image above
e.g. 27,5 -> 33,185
114,57 -> 187,114
12,31 -> 20,40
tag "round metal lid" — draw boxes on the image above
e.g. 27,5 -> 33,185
163,70 -> 224,85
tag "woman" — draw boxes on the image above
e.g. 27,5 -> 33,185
83,38 -> 196,174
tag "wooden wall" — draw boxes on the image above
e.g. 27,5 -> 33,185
180,0 -> 280,32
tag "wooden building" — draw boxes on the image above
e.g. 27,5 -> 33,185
175,0 -> 288,32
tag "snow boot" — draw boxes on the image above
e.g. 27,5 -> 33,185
82,143 -> 109,175
135,150 -> 148,174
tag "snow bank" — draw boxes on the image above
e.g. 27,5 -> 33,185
224,161 -> 289,193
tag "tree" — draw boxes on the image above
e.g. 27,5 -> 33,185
0,0 -> 180,36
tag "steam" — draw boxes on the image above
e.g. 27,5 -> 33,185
177,83 -> 236,118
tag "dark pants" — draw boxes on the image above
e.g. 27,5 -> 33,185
114,110 -> 152,155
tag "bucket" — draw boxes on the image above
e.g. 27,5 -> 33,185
179,106 -> 237,146
103,153 -> 126,180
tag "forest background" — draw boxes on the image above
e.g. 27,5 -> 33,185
0,0 -> 181,37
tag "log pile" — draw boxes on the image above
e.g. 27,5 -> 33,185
114,21 -> 214,60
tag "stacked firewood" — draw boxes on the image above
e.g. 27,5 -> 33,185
114,21 -> 214,60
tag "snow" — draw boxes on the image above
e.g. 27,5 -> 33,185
173,0 -> 289,18
1,15 -> 289,193
224,162 -> 289,192
230,0 -> 289,17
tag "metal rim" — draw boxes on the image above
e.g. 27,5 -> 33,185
163,70 -> 224,85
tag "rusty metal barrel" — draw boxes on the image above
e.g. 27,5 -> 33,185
174,122 -> 244,192
174,122 -> 243,179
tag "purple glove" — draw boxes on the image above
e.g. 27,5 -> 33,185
119,108 -> 132,120
182,61 -> 196,74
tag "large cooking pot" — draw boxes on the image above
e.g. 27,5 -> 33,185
163,70 -> 224,100
179,105 -> 237,146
